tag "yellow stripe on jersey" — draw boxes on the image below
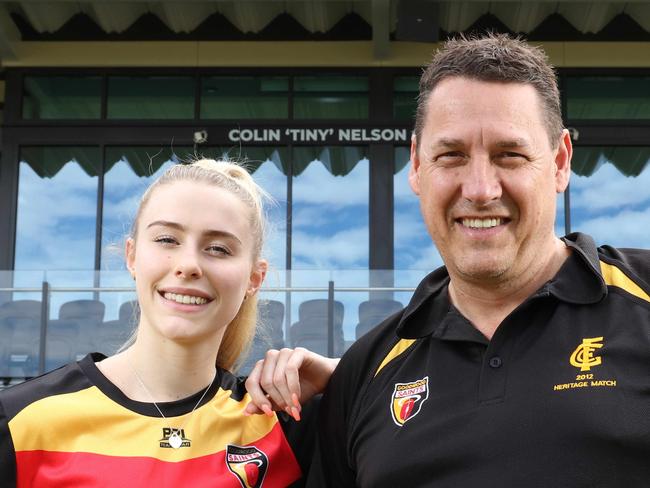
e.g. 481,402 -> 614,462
374,339 -> 416,377
600,261 -> 650,303
9,385 -> 276,461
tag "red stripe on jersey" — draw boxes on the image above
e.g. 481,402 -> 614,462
16,422 -> 301,487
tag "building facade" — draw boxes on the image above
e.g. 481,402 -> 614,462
1,0 -> 649,381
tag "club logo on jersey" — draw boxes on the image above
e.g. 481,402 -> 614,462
391,376 -> 429,427
159,428 -> 190,448
570,337 -> 604,371
226,445 -> 269,488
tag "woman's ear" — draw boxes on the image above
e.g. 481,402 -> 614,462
247,259 -> 268,297
125,238 -> 136,279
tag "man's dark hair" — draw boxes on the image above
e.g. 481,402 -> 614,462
414,33 -> 563,148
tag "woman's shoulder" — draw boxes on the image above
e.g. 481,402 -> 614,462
0,355 -> 94,421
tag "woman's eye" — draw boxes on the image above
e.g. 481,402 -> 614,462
206,245 -> 231,256
153,236 -> 177,245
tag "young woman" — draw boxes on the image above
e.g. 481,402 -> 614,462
0,159 -> 337,487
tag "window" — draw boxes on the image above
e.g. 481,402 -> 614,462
566,76 -> 650,120
293,76 -> 368,119
292,146 -> 369,269
201,76 -> 289,119
570,146 -> 650,248
23,76 -> 101,119
394,76 -> 419,120
107,76 -> 195,119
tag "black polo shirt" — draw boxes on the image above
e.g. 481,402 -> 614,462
308,233 -> 650,488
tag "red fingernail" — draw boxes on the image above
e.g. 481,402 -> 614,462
291,407 -> 301,421
292,393 -> 300,408
261,404 -> 273,417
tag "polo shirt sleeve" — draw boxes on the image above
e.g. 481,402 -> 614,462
306,356 -> 358,488
0,398 -> 17,488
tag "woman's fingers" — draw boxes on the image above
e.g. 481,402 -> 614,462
244,359 -> 274,417
244,348 -> 307,420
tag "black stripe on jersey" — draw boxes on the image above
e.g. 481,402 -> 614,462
0,399 -> 17,487
0,358 -> 94,420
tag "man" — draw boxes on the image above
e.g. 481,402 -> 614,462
307,34 -> 650,487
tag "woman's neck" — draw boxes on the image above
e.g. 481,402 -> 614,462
97,332 -> 220,403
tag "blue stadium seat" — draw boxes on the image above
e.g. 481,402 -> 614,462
96,300 -> 139,356
290,299 -> 344,357
58,299 -> 105,360
0,300 -> 42,378
237,299 -> 285,375
45,319 -> 80,371
355,299 -> 403,339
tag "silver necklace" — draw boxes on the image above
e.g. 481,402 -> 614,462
129,354 -> 216,449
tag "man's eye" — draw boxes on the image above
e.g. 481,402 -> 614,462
497,152 -> 528,160
439,151 -> 463,158
435,152 -> 465,166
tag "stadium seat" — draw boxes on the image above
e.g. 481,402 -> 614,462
95,300 -> 139,356
58,299 -> 105,360
0,300 -> 42,378
290,299 -> 344,357
237,299 -> 285,375
45,319 -> 80,370
355,299 -> 403,339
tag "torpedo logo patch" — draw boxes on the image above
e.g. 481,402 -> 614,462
391,376 -> 429,427
226,444 -> 268,488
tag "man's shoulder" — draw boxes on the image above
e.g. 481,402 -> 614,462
597,244 -> 650,303
328,308 -> 412,401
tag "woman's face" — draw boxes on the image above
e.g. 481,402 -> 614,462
126,180 -> 266,346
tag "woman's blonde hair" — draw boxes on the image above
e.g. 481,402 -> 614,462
129,158 -> 268,371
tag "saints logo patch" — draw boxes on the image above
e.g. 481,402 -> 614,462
226,445 -> 268,488
391,376 -> 429,427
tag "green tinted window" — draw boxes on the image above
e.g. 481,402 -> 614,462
107,76 -> 195,119
201,76 -> 288,119
394,76 -> 419,120
23,77 -> 101,119
566,77 -> 650,120
293,76 -> 368,119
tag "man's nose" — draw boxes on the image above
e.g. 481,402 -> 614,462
174,248 -> 203,279
461,156 -> 502,205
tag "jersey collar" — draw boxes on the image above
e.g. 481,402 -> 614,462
396,232 -> 608,340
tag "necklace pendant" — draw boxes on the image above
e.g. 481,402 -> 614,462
169,431 -> 182,449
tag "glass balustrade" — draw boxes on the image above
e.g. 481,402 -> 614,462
0,269 -> 428,387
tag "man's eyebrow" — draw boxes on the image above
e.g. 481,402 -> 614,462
146,220 -> 242,244
495,139 -> 530,148
434,138 -> 464,148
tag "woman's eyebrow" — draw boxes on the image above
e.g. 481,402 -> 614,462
146,220 -> 242,245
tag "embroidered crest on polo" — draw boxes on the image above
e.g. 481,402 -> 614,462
226,445 -> 269,488
390,376 -> 429,427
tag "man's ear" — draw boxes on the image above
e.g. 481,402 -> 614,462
554,129 -> 572,193
408,134 -> 421,195
125,238 -> 136,278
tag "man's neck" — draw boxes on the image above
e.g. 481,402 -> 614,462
447,238 -> 571,340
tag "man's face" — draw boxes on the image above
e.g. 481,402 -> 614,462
409,77 -> 571,285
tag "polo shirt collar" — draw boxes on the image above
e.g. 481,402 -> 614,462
552,232 -> 608,304
396,266 -> 450,339
396,232 -> 607,340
